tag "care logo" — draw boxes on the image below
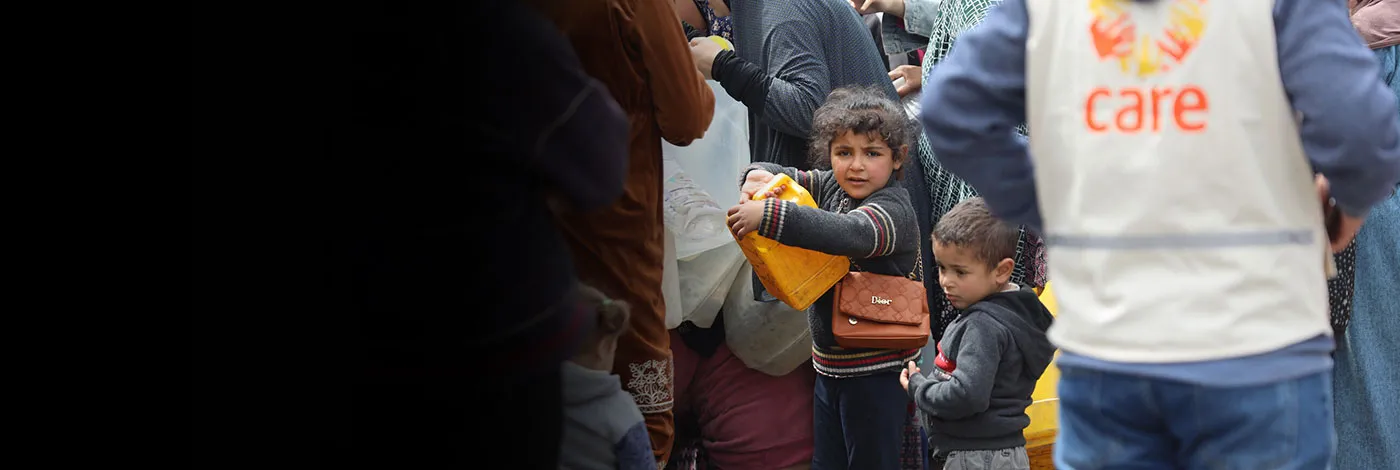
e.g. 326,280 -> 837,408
1081,0 -> 1212,133
1088,0 -> 1207,78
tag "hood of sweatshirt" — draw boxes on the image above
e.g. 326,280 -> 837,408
980,287 -> 1056,382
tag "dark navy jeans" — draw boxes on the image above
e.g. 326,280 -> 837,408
1055,367 -> 1334,469
812,371 -> 911,470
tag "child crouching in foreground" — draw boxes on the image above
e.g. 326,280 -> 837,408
729,85 -> 922,469
900,197 -> 1056,470
558,284 -> 654,470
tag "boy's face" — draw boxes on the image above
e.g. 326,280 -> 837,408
932,240 -> 1014,310
830,131 -> 904,200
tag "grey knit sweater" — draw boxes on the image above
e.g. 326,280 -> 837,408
743,162 -> 924,377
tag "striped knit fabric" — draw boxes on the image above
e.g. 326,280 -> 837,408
759,198 -> 790,241
916,0 -> 1047,341
812,347 -> 923,378
744,162 -> 929,377
853,205 -> 903,258
744,162 -> 925,378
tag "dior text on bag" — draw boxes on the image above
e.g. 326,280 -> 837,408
831,255 -> 929,350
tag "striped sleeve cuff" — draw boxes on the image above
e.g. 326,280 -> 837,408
757,198 -> 790,241
853,203 -> 898,258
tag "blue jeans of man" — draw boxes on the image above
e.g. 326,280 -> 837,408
1054,367 -> 1334,470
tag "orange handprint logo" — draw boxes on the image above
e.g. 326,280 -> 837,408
1082,0 -> 1213,134
1087,0 -> 1209,78
1157,0 -> 1206,62
1090,14 -> 1135,60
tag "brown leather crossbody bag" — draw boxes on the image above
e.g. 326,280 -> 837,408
831,248 -> 929,350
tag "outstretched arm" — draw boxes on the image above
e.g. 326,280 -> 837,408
710,19 -> 832,139
738,188 -> 920,260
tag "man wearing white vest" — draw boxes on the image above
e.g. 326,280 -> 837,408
918,0 -> 1400,468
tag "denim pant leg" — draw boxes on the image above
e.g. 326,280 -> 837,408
1375,45 -> 1400,99
1335,191 -> 1400,469
1166,371 -> 1335,470
1054,367 -> 1176,469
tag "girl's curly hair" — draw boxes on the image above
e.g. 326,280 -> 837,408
807,85 -> 916,179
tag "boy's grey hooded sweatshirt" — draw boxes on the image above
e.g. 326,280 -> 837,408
907,286 -> 1055,451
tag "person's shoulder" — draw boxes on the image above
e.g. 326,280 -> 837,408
862,184 -> 915,211
768,0 -> 833,23
961,300 -> 1020,331
957,303 -> 1001,323
971,291 -> 1035,320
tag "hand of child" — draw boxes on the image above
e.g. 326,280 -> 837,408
726,199 -> 766,238
899,361 -> 919,391
740,170 -> 776,202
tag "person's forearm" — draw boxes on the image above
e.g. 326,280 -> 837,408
899,0 -> 944,37
1276,0 -> 1400,217
713,50 -> 771,112
635,0 -> 715,145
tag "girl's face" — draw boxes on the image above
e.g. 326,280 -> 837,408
830,130 -> 903,200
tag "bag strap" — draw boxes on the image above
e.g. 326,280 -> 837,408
907,244 -> 923,281
847,244 -> 924,282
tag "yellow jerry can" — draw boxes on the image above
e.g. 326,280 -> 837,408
733,173 -> 849,311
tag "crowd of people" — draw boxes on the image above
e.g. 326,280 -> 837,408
491,0 -> 1400,469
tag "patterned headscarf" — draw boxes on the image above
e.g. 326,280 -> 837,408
916,0 -> 1047,340
695,0 -> 734,42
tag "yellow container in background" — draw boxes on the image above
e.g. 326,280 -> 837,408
734,173 -> 849,311
1025,282 -> 1061,461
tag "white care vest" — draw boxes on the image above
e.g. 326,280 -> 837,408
1024,0 -> 1332,363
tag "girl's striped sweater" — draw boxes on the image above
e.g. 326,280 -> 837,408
742,163 -> 925,378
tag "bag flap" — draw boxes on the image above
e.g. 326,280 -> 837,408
836,272 -> 927,326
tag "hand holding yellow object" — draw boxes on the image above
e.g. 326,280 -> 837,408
707,35 -> 733,50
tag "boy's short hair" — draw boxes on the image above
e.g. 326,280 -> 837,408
932,197 -> 1019,267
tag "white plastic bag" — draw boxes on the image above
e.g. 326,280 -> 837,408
664,234 -> 745,330
661,80 -> 751,260
662,228 -> 683,329
893,76 -> 922,118
661,79 -> 753,330
722,264 -> 814,377
675,243 -> 744,328
661,159 -> 730,260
